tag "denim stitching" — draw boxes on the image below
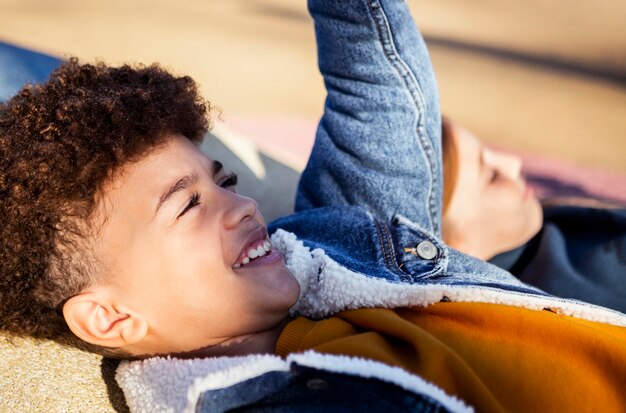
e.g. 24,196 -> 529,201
376,220 -> 412,281
374,220 -> 393,271
380,221 -> 403,274
365,0 -> 440,236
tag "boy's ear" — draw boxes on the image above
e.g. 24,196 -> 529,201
62,292 -> 148,348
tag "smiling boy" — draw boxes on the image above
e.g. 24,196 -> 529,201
0,61 -> 299,358
2,0 -> 626,411
64,133 -> 300,357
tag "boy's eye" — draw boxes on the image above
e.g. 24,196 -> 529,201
220,172 -> 238,188
177,192 -> 200,219
175,173 -> 237,219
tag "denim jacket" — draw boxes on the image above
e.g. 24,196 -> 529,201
116,1 -> 626,411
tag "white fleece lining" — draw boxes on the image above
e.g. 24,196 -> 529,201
183,355 -> 289,413
117,355 -> 287,413
184,351 -> 471,413
271,229 -> 626,327
119,351 -> 471,413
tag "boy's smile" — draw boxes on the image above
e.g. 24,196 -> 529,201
64,134 -> 300,357
232,226 -> 273,268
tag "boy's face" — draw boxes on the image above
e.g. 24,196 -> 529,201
88,134 -> 300,356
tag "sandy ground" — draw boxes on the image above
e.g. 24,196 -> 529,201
1,0 -> 624,172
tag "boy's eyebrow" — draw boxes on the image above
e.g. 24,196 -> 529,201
154,160 -> 224,214
156,173 -> 199,214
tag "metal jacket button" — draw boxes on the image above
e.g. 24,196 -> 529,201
416,241 -> 437,260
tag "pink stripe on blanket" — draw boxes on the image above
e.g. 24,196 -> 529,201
507,148 -> 626,205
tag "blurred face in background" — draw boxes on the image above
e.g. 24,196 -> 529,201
441,118 -> 543,260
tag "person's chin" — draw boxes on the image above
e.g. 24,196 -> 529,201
525,197 -> 544,239
280,267 -> 301,307
495,201 -> 543,258
264,265 -> 301,309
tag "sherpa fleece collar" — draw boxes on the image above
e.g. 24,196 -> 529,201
271,229 -> 626,326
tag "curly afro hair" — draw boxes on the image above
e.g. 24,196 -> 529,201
0,58 -> 211,356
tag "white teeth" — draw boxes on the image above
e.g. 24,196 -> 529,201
239,241 -> 271,267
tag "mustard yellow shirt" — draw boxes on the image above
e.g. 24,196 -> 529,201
276,302 -> 626,412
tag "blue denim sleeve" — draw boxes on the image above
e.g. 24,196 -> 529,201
0,42 -> 61,102
296,0 -> 442,237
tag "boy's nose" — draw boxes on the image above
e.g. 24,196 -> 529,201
223,192 -> 259,229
